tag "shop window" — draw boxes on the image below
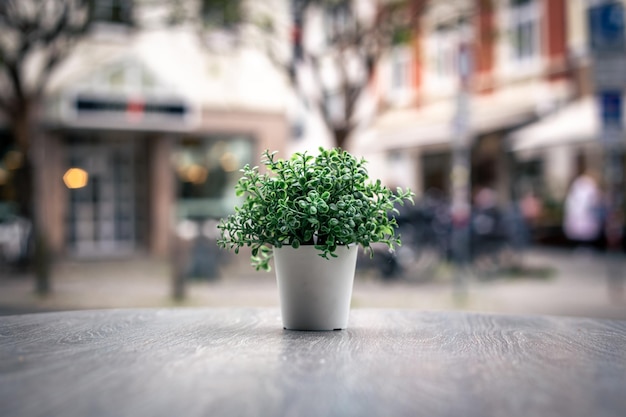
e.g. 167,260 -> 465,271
514,158 -> 544,198
422,152 -> 451,196
174,136 -> 253,220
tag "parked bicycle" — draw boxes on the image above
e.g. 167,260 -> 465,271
362,189 -> 531,281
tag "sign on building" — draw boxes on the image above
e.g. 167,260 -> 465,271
589,1 -> 626,89
599,90 -> 623,143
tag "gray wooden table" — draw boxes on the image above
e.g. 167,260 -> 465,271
1,308 -> 625,417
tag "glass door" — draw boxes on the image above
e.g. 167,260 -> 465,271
67,138 -> 136,256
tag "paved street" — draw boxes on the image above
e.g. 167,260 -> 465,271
1,247 -> 625,320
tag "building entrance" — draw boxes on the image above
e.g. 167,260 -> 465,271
66,136 -> 141,257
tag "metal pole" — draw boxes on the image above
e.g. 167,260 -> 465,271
450,137 -> 471,299
450,42 -> 472,300
588,1 -> 626,301
604,142 -> 624,301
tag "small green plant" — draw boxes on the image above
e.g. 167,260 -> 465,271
217,148 -> 414,271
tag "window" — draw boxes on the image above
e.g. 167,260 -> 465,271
90,0 -> 133,25
513,158 -> 544,201
429,16 -> 471,81
386,44 -> 414,105
509,0 -> 540,63
392,47 -> 411,90
174,136 -> 253,220
202,0 -> 242,28
434,24 -> 459,79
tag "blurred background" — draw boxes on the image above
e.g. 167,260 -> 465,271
0,0 -> 624,319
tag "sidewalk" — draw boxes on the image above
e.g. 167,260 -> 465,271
1,247 -> 625,319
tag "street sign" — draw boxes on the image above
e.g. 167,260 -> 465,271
589,1 -> 626,88
588,1 -> 625,54
598,91 -> 624,144
600,90 -> 623,128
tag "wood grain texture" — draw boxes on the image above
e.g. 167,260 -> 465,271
1,309 -> 625,417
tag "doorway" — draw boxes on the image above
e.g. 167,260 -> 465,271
65,135 -> 140,257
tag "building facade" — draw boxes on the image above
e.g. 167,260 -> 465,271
0,0 -> 291,261
352,0 -> 623,227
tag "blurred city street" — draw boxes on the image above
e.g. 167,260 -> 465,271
1,0 -> 626,324
1,246 -> 624,320
2,3 -> 626,417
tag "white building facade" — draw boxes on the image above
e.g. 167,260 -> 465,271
22,0 -> 293,258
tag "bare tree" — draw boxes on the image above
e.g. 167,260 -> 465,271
172,0 -> 425,150
0,0 -> 91,291
255,0 -> 425,149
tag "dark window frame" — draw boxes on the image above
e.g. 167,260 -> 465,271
90,0 -> 133,25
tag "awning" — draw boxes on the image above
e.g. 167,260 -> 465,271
358,82 -> 552,153
363,102 -> 454,152
508,97 -> 601,152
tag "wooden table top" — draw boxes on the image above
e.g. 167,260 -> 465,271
1,308 -> 625,417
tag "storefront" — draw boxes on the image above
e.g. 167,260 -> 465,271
29,57 -> 288,260
508,96 -> 625,243
353,84 -> 540,204
508,97 -> 605,201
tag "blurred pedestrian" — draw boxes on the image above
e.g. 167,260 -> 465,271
520,188 -> 542,228
471,185 -> 505,274
510,187 -> 541,243
563,171 -> 605,250
502,187 -> 542,269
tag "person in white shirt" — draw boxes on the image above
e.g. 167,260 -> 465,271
563,172 -> 605,248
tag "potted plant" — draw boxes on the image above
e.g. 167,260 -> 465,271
217,148 -> 414,330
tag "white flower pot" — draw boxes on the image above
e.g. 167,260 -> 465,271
273,244 -> 358,331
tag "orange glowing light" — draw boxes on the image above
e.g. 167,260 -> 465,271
186,164 -> 208,184
220,152 -> 239,172
63,168 -> 89,189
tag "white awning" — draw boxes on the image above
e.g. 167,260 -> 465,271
364,101 -> 454,151
508,97 -> 601,152
359,85 -> 542,153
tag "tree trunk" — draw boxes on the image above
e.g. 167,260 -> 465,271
10,100 -> 52,294
333,127 -> 350,150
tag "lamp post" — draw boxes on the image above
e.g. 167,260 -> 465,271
450,39 -> 472,298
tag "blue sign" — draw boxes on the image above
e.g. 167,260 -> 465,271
600,90 -> 622,129
589,1 -> 625,53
